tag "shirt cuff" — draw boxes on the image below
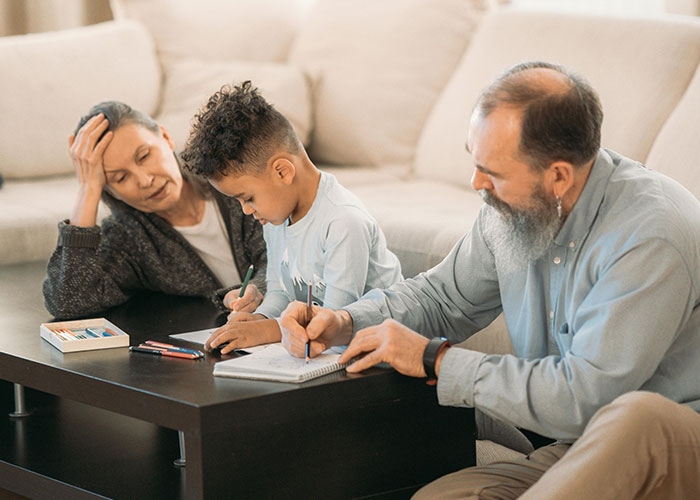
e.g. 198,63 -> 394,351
254,306 -> 277,319
254,294 -> 289,320
343,299 -> 386,334
437,347 -> 486,408
57,220 -> 101,248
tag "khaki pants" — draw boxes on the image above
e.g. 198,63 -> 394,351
413,392 -> 700,500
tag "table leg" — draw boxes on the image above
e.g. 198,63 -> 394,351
174,430 -> 186,467
9,383 -> 30,418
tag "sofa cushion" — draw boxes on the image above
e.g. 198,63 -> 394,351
415,9 -> 700,187
645,65 -> 700,199
0,176 -> 109,265
110,0 -> 308,68
0,21 -> 160,179
319,164 -> 411,189
288,0 -> 490,167
157,59 -> 313,151
350,180 -> 483,278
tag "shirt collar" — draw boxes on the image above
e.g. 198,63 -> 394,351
553,148 -> 616,247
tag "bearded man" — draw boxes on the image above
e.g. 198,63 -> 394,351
280,61 -> 700,499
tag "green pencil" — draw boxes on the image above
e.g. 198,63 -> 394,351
239,264 -> 254,297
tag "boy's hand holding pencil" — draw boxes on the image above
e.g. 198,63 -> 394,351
225,283 -> 263,316
223,264 -> 262,315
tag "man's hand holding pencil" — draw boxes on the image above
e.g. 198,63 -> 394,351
279,301 -> 354,360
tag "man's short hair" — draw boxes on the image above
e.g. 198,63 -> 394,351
182,81 -> 301,179
475,61 -> 603,170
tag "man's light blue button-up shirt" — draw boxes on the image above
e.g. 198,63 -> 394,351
345,149 -> 700,440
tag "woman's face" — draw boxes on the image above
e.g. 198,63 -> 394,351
101,123 -> 183,212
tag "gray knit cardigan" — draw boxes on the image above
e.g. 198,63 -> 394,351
43,178 -> 267,319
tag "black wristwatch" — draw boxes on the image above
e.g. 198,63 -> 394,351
423,337 -> 450,380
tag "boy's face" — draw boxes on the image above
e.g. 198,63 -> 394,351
209,166 -> 294,226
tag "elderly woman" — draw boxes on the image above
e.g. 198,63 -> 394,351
43,101 -> 266,319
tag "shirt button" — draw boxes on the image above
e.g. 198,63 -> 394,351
549,311 -> 554,319
569,241 -> 575,248
553,256 -> 562,265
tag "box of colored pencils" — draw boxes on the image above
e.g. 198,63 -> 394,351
40,318 -> 129,353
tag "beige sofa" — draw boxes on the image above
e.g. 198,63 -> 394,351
2,0 -> 700,462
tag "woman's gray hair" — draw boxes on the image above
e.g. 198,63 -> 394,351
74,101 -> 159,139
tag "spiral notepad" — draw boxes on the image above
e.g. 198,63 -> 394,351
212,343 -> 347,383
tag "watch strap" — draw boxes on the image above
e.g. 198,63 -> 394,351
423,337 -> 450,380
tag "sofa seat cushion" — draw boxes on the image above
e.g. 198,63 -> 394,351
349,180 -> 483,278
0,176 -> 109,265
319,164 -> 412,189
0,20 -> 160,179
415,9 -> 700,187
457,313 -> 514,356
288,0 -> 490,167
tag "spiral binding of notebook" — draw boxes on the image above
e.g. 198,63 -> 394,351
213,343 -> 347,383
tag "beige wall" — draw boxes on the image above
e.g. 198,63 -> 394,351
1,0 -> 697,39
0,0 -> 112,37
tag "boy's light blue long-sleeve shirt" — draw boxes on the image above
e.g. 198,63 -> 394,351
345,149 -> 700,440
256,171 -> 402,319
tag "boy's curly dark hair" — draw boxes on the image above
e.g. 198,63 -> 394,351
182,81 -> 301,179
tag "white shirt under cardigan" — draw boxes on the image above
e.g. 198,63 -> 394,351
255,171 -> 402,319
344,149 -> 700,441
175,199 -> 241,288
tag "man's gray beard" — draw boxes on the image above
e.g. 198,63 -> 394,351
480,187 -> 563,274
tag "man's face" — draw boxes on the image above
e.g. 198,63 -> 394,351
209,167 -> 295,226
467,106 -> 544,212
467,107 -> 562,269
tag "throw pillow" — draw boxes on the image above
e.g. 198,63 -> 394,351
0,21 -> 160,179
157,59 -> 312,151
288,0 -> 491,167
109,0 -> 309,69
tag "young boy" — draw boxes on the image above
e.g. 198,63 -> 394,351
182,81 -> 403,354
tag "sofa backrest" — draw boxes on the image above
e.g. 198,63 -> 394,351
414,9 -> 700,188
0,20 -> 161,179
288,0 -> 491,168
645,65 -> 700,199
110,0 -> 314,157
110,0 -> 308,68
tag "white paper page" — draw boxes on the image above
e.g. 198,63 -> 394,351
213,343 -> 345,382
169,328 -> 268,353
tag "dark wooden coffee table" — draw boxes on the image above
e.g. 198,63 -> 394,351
0,262 -> 475,499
